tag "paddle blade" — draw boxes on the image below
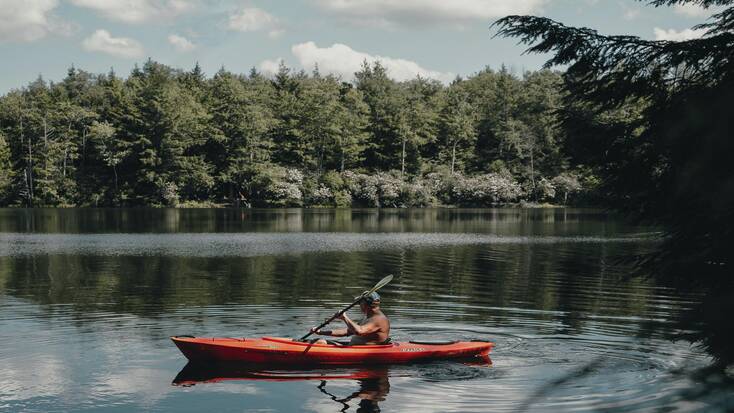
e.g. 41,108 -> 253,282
366,274 -> 393,295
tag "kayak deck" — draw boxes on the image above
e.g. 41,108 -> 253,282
172,336 -> 493,365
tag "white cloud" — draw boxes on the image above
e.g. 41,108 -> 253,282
673,3 -> 721,18
283,41 -> 454,83
620,2 -> 641,20
315,0 -> 547,27
653,27 -> 706,41
167,34 -> 195,52
69,0 -> 194,24
0,0 -> 71,43
268,29 -> 285,39
623,9 -> 640,20
82,29 -> 145,58
228,7 -> 279,32
259,58 -> 285,76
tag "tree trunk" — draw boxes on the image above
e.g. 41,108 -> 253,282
82,129 -> 87,163
317,134 -> 324,176
43,116 -> 49,175
113,165 -> 119,197
451,141 -> 457,174
20,116 -> 32,206
27,124 -> 33,205
230,183 -> 238,208
401,136 -> 406,178
530,149 -> 535,200
43,117 -> 48,147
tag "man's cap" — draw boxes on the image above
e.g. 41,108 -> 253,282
360,291 -> 381,304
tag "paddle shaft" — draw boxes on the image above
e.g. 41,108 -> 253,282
300,299 -> 361,341
300,274 -> 393,341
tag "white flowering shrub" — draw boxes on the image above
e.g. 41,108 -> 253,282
284,168 -> 303,185
158,180 -> 180,207
452,173 -> 523,205
535,177 -> 556,201
270,181 -> 302,204
552,172 -> 583,204
310,184 -> 333,205
339,170 -> 436,207
343,171 -> 379,207
248,165 -> 303,206
424,168 -> 458,205
375,172 -> 402,207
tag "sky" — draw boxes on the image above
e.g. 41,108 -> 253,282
0,0 -> 722,94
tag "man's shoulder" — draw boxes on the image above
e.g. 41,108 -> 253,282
373,313 -> 389,324
365,313 -> 388,323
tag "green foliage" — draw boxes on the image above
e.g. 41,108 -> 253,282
0,133 -> 12,202
0,59 -> 585,208
248,164 -> 303,207
551,172 -> 582,204
495,0 -> 734,366
439,83 -> 478,173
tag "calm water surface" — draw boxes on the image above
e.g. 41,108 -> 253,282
0,208 -> 727,412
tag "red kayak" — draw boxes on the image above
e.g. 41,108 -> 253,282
171,336 -> 493,365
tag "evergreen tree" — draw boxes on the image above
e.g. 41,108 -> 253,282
0,133 -> 12,202
208,69 -> 276,204
439,82 -> 477,173
0,59 -> 576,208
88,120 -> 129,203
495,0 -> 734,366
334,85 -> 369,171
355,61 -> 400,171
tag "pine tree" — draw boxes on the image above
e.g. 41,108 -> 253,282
439,83 -> 477,174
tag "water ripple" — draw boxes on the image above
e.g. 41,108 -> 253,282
0,232 -> 653,257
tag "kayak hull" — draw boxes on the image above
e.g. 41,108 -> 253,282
171,336 -> 493,365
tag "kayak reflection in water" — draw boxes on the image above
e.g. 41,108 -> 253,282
173,363 -> 391,413
310,292 -> 390,346
317,367 -> 390,413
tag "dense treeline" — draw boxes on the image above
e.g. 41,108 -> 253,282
0,61 -> 591,207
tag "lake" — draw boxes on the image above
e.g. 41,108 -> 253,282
0,208 -> 726,412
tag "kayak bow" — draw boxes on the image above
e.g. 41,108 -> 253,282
171,336 -> 493,365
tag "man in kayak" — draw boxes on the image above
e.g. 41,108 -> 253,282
311,292 -> 390,345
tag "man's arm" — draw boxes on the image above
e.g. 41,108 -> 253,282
311,327 -> 350,337
340,314 -> 380,336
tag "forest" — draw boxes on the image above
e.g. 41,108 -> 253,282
0,61 -> 592,208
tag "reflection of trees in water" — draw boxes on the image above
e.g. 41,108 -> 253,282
0,208 -> 630,235
0,238 -> 660,337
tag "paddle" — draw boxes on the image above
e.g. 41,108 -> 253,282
300,274 -> 393,341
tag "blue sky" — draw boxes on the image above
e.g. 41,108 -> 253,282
0,0 -> 720,94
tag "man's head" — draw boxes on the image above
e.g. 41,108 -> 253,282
359,291 -> 381,312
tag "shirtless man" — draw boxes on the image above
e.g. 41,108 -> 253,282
310,292 -> 390,345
